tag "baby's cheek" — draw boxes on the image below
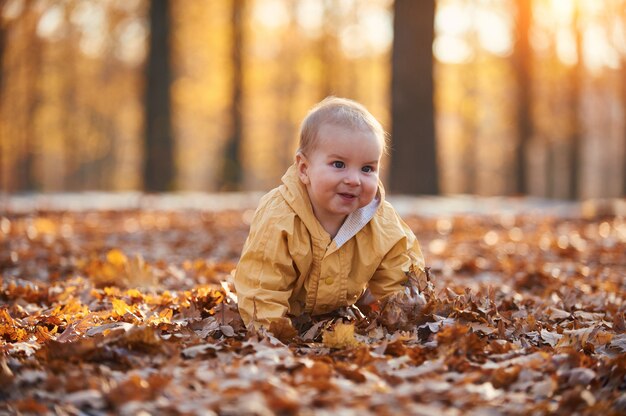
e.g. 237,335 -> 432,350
364,179 -> 378,197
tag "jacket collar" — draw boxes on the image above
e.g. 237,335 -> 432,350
279,163 -> 385,247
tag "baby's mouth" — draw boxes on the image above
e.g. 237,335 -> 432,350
339,193 -> 357,199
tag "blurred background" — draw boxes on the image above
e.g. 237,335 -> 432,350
0,0 -> 625,200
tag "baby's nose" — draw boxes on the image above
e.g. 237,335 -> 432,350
344,170 -> 361,185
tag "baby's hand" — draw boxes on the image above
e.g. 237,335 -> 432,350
379,267 -> 432,331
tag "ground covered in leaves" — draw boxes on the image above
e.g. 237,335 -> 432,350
1,198 -> 626,415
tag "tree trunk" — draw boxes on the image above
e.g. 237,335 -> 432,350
568,4 -> 582,200
220,0 -> 245,191
16,1 -> 39,191
622,0 -> 626,197
0,15 -> 5,191
623,57 -> 626,197
390,0 -> 438,195
318,0 -> 337,99
64,4 -> 81,191
144,0 -> 175,192
277,0 -> 298,170
513,0 -> 532,195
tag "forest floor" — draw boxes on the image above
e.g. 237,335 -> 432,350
1,193 -> 625,415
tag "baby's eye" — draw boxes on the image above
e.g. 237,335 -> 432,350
362,166 -> 375,173
332,161 -> 345,169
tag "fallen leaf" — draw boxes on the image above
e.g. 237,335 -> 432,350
268,319 -> 297,343
322,322 -> 360,349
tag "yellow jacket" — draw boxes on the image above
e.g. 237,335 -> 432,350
234,164 -> 425,328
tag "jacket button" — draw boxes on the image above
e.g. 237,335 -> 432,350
325,277 -> 334,285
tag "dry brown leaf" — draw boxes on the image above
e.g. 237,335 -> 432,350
3,205 -> 626,415
268,319 -> 297,343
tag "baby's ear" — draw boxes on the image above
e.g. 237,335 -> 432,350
295,152 -> 310,185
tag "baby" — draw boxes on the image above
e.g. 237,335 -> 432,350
234,96 -> 425,329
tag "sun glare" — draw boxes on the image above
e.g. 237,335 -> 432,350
252,0 -> 290,30
476,9 -> 513,57
549,0 -> 574,25
584,24 -> 621,72
435,0 -> 621,72
435,3 -> 474,64
555,27 -> 577,66
435,2 -> 512,63
536,0 -> 622,72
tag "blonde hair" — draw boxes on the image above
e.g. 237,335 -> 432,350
297,96 -> 387,156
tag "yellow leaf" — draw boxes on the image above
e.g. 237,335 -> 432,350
322,322 -> 361,349
34,218 -> 57,235
0,308 -> 28,342
101,264 -> 118,281
125,254 -> 156,287
112,298 -> 133,318
104,287 -> 121,297
159,308 -> 173,319
125,289 -> 143,300
106,249 -> 128,267
147,308 -> 173,326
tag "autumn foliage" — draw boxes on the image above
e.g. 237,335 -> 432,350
1,204 -> 626,414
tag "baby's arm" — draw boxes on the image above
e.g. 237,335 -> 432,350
368,219 -> 425,300
234,210 -> 298,329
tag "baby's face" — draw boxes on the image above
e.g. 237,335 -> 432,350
299,124 -> 382,225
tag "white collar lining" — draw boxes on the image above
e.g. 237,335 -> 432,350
333,196 -> 380,248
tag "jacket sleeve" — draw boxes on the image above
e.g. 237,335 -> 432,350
234,200 -> 298,329
368,216 -> 425,300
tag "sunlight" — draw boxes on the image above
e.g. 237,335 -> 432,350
295,0 -> 324,36
435,3 -> 474,64
555,27 -> 577,65
614,18 -> 626,55
252,0 -> 290,30
549,0 -> 574,25
435,2 -> 512,62
114,18 -> 147,66
436,3 -> 472,37
533,0 -> 622,71
1,0 -> 24,20
37,4 -> 65,41
476,8 -> 513,57
584,24 -> 621,72
360,5 -> 393,54
71,1 -> 108,58
548,0 -> 578,66
434,35 -> 474,64
340,4 -> 392,58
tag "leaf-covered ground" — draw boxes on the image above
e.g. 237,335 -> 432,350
1,199 -> 626,415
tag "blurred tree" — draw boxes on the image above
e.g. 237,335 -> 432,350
0,9 -> 5,191
567,4 -> 582,199
319,0 -> 338,99
219,0 -> 245,191
513,0 -> 532,195
461,10 -> 478,195
0,14 -> 3,90
390,0 -> 438,194
276,0 -> 299,170
63,2 -> 81,191
1,0 -> 624,197
14,1 -> 40,191
622,0 -> 626,196
144,0 -> 175,192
